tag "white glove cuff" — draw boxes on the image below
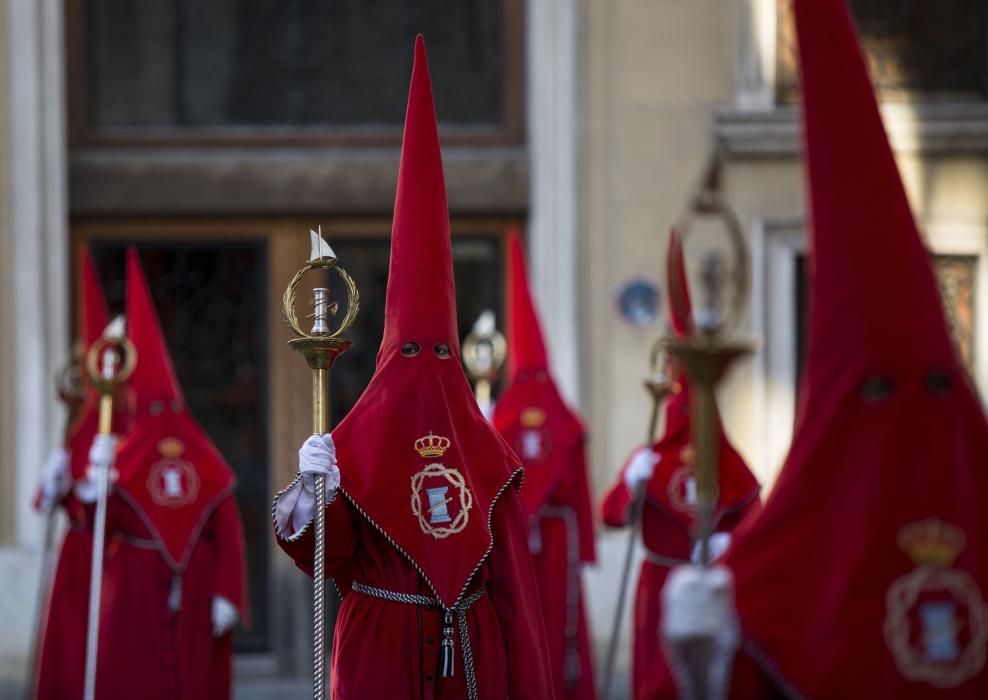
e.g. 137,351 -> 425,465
272,434 -> 340,541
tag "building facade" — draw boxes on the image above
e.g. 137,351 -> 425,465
0,0 -> 985,695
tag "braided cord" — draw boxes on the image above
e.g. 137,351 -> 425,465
352,582 -> 485,700
313,474 -> 327,699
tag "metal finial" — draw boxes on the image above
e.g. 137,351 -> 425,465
312,288 -> 331,335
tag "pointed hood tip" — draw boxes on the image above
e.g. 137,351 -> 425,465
381,36 -> 456,356
794,0 -> 955,371
79,246 -> 110,349
126,248 -> 184,407
666,229 -> 693,337
507,230 -> 550,380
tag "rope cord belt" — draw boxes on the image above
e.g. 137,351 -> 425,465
351,581 -> 485,700
644,548 -> 690,568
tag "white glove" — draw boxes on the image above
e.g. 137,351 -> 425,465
272,434 -> 340,540
37,447 -> 71,514
299,433 -> 340,494
690,532 -> 732,565
74,435 -> 119,503
661,564 -> 739,700
623,446 -> 659,491
89,434 -> 118,469
211,596 -> 240,637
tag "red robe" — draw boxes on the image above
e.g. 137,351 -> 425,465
493,232 -> 597,699
601,443 -> 759,700
34,248 -> 112,700
526,448 -> 597,700
34,495 -> 95,700
94,493 -> 246,699
724,0 -> 988,695
278,487 -> 553,699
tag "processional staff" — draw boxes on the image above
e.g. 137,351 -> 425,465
600,337 -> 672,699
660,150 -> 754,700
461,310 -> 507,418
83,325 -> 136,700
282,228 -> 359,699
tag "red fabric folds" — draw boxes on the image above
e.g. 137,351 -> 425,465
113,249 -> 237,573
493,231 -> 596,698
725,0 -> 988,697
331,36 -> 524,610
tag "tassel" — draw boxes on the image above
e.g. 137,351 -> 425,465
440,611 -> 455,677
167,573 -> 182,612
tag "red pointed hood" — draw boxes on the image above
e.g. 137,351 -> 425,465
726,1 -> 988,696
505,230 -> 549,380
332,37 -> 521,609
80,248 -> 110,353
125,248 -> 183,412
66,248 -> 116,483
642,231 -> 759,531
493,232 -> 584,517
114,249 -> 236,573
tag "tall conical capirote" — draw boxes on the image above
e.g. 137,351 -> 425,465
379,36 -> 459,361
66,247 -> 114,477
723,1 -> 988,697
329,36 -> 522,610
79,248 -> 110,352
126,248 -> 184,413
506,230 -> 550,382
798,0 -> 954,396
116,247 -> 236,573
494,230 -> 587,518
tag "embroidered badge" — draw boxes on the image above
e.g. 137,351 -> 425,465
410,433 -> 473,538
666,464 -> 699,513
147,437 -> 199,509
515,408 -> 551,462
884,518 -> 988,687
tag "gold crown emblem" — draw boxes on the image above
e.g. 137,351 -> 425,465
898,518 -> 966,567
157,437 -> 186,458
415,432 -> 451,458
521,407 -> 546,428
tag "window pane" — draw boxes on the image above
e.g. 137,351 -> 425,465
778,0 -> 988,102
89,241 -> 271,653
87,0 -> 504,127
935,255 -> 977,374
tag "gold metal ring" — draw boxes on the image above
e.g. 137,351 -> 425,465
673,151 -> 750,337
282,258 -> 360,340
85,336 -> 137,392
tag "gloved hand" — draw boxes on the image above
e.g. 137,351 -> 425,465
37,447 -> 71,514
661,564 -> 739,698
75,435 -> 119,503
690,532 -> 732,565
272,434 -> 341,539
299,433 -> 340,496
89,434 -> 118,469
623,446 -> 659,491
211,596 -> 240,637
